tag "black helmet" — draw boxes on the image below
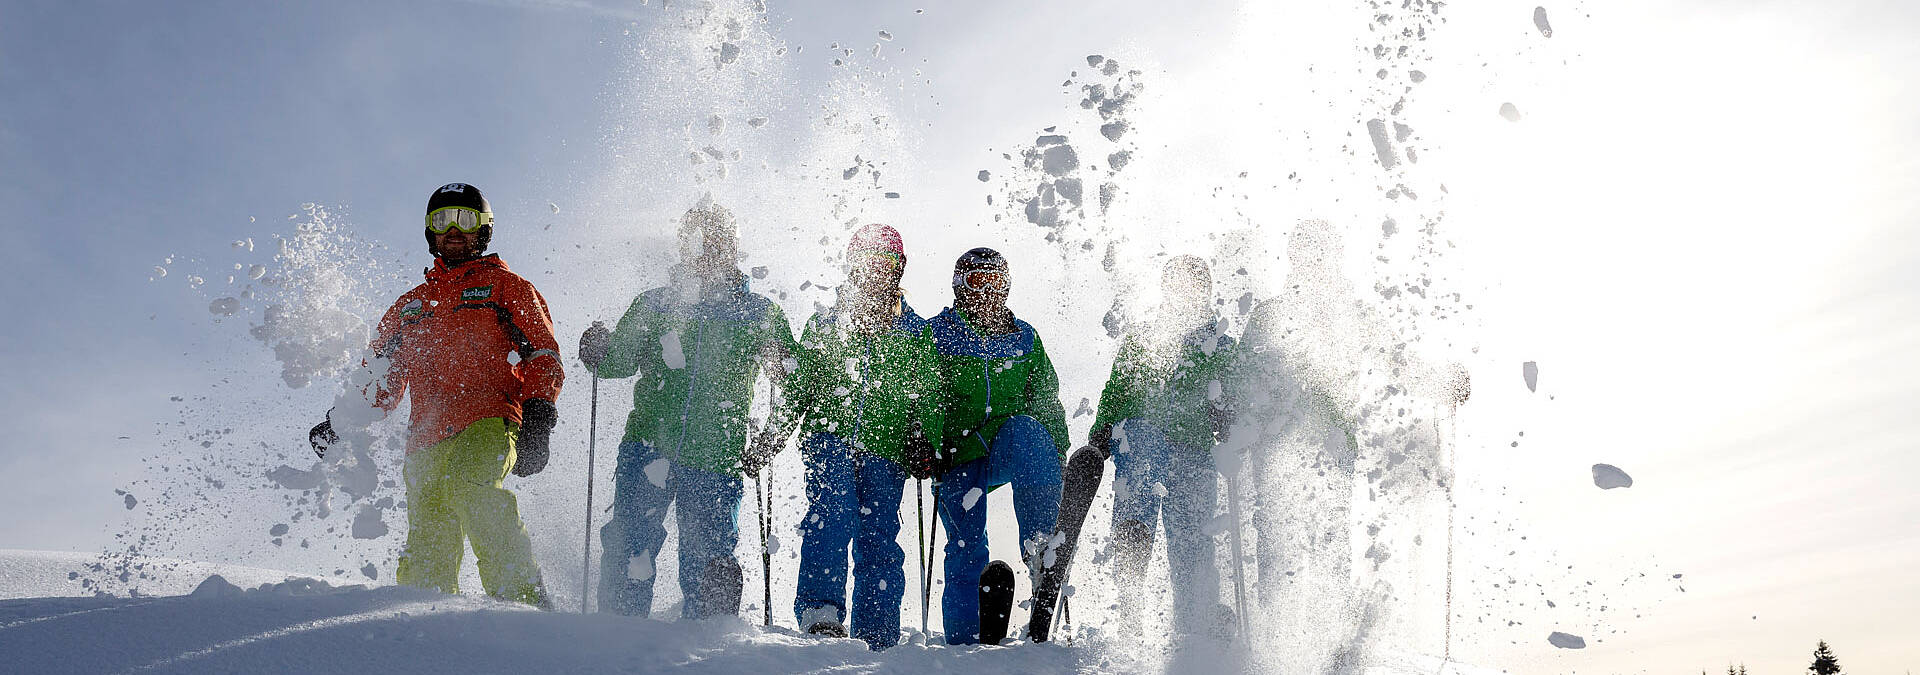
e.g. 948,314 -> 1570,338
424,182 -> 493,256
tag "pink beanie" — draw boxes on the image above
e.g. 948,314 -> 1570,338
848,223 -> 905,259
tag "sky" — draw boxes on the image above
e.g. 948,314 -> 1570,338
2,0 -> 1917,673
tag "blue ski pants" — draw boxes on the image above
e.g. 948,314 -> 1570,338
597,440 -> 743,619
936,415 -> 1063,644
1109,419 -> 1223,629
794,432 -> 909,651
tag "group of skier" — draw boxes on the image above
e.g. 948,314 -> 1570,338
306,182 -> 1467,652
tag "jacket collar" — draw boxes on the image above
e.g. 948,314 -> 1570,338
426,254 -> 507,282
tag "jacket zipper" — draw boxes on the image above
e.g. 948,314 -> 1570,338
675,313 -> 707,459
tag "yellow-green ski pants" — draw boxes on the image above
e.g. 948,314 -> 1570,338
394,417 -> 545,606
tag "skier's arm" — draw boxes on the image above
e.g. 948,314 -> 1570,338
364,296 -> 411,411
759,317 -> 819,448
504,280 -> 567,405
757,301 -> 799,390
907,326 -> 948,477
1024,334 -> 1072,460
594,295 -> 655,380
1089,336 -> 1142,452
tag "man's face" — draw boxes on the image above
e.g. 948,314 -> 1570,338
433,228 -> 479,261
1162,268 -> 1211,323
954,268 -> 1010,314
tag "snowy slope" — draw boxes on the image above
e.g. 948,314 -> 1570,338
0,551 -> 1499,675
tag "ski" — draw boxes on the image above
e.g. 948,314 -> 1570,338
1026,444 -> 1107,642
979,559 -> 1016,645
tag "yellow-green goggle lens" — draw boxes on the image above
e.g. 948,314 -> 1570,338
426,206 -> 492,233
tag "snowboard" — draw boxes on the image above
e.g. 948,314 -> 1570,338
979,560 -> 1016,645
1026,444 -> 1108,642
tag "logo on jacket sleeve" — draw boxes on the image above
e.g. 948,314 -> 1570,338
401,299 -> 424,317
461,285 -> 494,301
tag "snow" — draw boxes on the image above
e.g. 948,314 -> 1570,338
1591,463 -> 1633,489
1523,360 -> 1539,392
661,330 -> 687,370
1533,6 -> 1553,38
628,555 -> 655,581
961,487 -> 984,511
1547,631 -> 1586,649
645,458 -> 672,488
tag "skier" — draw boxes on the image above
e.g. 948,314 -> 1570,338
308,182 -> 562,607
576,199 -> 797,619
1085,255 -> 1238,637
747,223 -> 945,651
927,248 -> 1068,645
1235,219 -> 1469,666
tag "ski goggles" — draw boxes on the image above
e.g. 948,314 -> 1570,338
952,268 -> 1009,293
425,206 -> 493,233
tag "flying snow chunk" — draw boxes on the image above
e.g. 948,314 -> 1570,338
661,330 -> 687,370
1592,463 -> 1633,489
1500,102 -> 1524,122
209,297 -> 240,316
1523,361 -> 1539,392
877,30 -> 892,41
627,555 -> 655,581
124,493 -> 138,510
645,458 -> 670,488
361,563 -> 379,580
351,505 -> 389,540
962,487 -> 984,511
977,170 -> 991,182
247,264 -> 266,280
1548,631 -> 1586,649
1533,6 -> 1553,37
1041,144 -> 1079,176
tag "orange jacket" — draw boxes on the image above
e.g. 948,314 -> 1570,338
368,254 -> 565,453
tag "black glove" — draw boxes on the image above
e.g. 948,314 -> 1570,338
1087,424 -> 1114,457
1208,403 -> 1235,444
902,419 -> 944,480
579,322 -> 612,372
308,410 -> 338,459
514,398 -> 556,477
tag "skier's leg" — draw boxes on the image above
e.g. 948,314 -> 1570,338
451,419 -> 547,607
396,441 -> 463,594
794,433 -> 858,630
1108,420 -> 1166,624
597,441 -> 675,616
675,461 -> 744,620
937,456 -> 991,644
988,416 -> 1063,569
849,452 -> 908,651
1162,445 -> 1223,633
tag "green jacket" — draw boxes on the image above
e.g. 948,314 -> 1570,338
1092,320 -> 1238,453
593,275 -> 796,474
766,298 -> 945,466
929,307 -> 1069,467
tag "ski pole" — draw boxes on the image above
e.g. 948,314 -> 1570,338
1441,402 -> 1457,668
916,478 -> 928,636
925,479 -> 942,639
1226,465 -> 1249,640
581,368 -> 600,614
759,474 -> 773,627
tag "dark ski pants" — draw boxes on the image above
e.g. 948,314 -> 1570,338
1108,419 -> 1223,631
597,440 -> 744,619
936,415 -> 1063,644
794,432 -> 908,651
